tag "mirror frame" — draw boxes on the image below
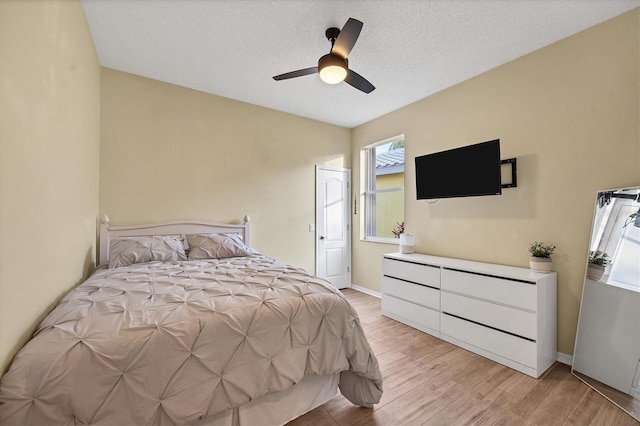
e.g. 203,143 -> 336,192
571,186 -> 640,422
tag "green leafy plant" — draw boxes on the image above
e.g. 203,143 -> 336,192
588,250 -> 610,267
529,241 -> 556,258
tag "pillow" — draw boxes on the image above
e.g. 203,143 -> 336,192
186,233 -> 255,260
109,236 -> 187,269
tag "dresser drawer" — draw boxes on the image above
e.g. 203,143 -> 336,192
441,313 -> 537,368
382,276 -> 440,310
441,291 -> 537,340
382,294 -> 440,332
441,268 -> 537,311
382,258 -> 441,288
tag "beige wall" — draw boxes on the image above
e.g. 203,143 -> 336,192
352,9 -> 639,356
100,68 -> 351,273
0,0 -> 100,372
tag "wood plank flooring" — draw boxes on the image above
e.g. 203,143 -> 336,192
288,289 -> 639,426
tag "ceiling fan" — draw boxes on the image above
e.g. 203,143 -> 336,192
272,18 -> 375,94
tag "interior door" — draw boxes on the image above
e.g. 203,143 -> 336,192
316,166 -> 351,289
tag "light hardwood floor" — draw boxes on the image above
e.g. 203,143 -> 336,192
289,289 -> 639,426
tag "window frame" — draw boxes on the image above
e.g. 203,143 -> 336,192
361,134 -> 405,243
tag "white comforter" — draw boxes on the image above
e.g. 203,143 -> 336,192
0,256 -> 383,425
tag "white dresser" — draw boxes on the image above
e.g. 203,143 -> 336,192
382,252 -> 557,378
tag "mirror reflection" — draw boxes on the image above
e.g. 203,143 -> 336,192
573,186 -> 640,422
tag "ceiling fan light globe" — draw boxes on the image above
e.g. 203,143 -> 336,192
320,65 -> 347,84
318,54 -> 348,84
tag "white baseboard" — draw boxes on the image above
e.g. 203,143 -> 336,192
350,284 -> 381,299
557,352 -> 573,366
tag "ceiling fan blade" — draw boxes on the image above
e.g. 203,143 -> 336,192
345,69 -> 375,93
273,67 -> 318,81
331,18 -> 363,59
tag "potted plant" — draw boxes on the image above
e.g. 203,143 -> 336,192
528,241 -> 556,273
624,211 -> 638,228
587,250 -> 609,281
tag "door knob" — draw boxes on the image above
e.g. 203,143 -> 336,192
319,235 -> 325,240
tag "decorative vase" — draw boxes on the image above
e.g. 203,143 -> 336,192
399,234 -> 415,254
529,256 -> 552,273
586,264 -> 605,281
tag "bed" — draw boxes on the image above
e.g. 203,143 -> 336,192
0,215 -> 383,425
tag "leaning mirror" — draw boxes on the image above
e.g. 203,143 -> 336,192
572,186 -> 640,421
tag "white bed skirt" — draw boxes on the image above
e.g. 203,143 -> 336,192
198,374 -> 340,426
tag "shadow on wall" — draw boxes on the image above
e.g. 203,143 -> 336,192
2,248 -> 95,376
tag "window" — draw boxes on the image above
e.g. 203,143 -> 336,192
361,135 -> 405,241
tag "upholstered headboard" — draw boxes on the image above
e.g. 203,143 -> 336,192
98,214 -> 251,265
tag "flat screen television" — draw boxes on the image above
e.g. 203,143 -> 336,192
415,139 -> 502,200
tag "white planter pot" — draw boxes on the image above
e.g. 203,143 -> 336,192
399,234 -> 415,254
586,264 -> 605,281
529,257 -> 552,274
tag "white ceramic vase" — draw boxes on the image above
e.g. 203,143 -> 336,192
399,234 -> 415,254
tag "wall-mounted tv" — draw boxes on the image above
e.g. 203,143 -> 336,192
415,139 -> 502,200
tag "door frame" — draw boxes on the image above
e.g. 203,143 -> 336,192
315,165 -> 352,288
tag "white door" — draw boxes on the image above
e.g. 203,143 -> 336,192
316,166 -> 351,289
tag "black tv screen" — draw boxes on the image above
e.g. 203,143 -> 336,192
415,139 -> 502,200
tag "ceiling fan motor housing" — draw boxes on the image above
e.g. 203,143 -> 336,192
318,54 -> 348,84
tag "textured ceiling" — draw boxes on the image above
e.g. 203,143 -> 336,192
82,0 -> 639,128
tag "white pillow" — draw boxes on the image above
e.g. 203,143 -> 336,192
109,236 -> 187,269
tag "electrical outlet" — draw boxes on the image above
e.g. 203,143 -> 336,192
308,224 -> 315,232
